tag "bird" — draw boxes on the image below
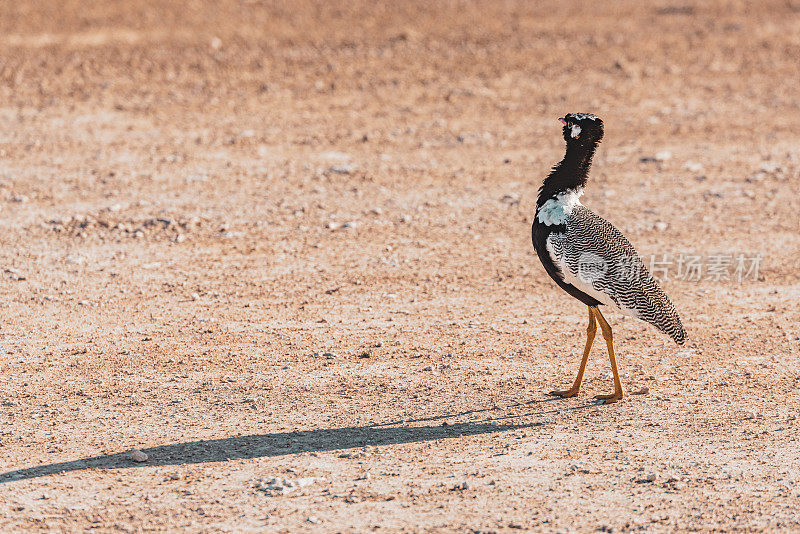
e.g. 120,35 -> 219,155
531,113 -> 686,404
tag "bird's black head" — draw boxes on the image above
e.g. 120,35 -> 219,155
559,113 -> 604,145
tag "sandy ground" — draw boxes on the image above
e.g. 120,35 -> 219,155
1,1 -> 800,532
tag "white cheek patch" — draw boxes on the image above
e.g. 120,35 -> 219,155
570,124 -> 582,139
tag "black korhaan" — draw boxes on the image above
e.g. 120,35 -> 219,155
531,113 -> 686,404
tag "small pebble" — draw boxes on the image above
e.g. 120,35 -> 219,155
684,161 -> 703,172
500,193 -> 520,205
636,473 -> 656,483
4,268 -> 26,281
130,450 -> 149,462
329,164 -> 357,174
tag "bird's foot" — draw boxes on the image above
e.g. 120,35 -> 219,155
595,392 -> 623,404
548,388 -> 580,398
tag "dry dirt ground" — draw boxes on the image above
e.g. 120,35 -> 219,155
1,1 -> 799,532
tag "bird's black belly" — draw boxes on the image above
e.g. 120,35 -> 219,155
531,220 -> 603,307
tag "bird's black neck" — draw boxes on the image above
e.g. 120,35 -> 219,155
537,141 -> 599,207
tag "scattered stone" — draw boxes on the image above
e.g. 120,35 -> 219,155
636,473 -> 657,483
325,221 -> 341,230
422,365 -> 433,371
4,268 -> 26,281
640,151 -> 671,163
9,194 -> 29,203
344,492 -> 361,503
654,221 -> 668,232
452,481 -> 469,491
500,193 -> 520,205
663,474 -> 686,490
255,476 -> 319,496
759,161 -> 780,174
632,386 -> 649,395
306,516 -> 321,524
343,221 -> 361,229
329,163 -> 357,174
130,450 -> 149,462
684,161 -> 703,172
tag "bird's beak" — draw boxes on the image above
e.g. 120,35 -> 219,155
559,117 -> 568,126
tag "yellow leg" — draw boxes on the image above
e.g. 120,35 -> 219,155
593,307 -> 624,404
549,306 -> 597,398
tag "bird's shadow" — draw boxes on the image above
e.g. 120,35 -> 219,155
1,398 -> 596,483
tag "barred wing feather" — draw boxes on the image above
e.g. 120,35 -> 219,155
546,206 -> 686,344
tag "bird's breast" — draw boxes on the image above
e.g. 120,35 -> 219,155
535,188 -> 584,226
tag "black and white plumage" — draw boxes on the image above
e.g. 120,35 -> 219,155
531,113 -> 686,403
543,205 -> 686,344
